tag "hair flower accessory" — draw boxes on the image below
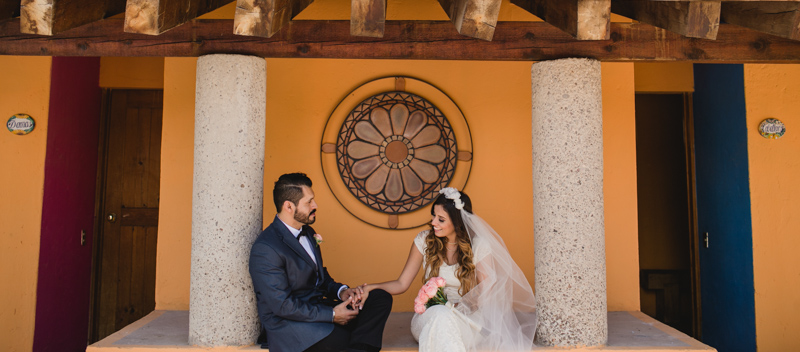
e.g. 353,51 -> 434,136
439,187 -> 464,210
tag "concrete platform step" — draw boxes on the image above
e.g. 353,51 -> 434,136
87,310 -> 715,352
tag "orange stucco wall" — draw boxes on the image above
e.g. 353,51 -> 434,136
100,57 -> 165,89
152,58 -> 642,312
0,56 -> 52,352
602,63 -> 640,311
744,64 -> 800,351
155,58 -> 196,310
634,62 -> 694,93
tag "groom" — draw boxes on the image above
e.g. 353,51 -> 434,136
250,173 -> 392,352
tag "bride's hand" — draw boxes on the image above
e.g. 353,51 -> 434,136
356,283 -> 370,310
341,286 -> 364,308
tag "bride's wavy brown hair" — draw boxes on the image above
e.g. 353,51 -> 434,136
424,191 -> 476,296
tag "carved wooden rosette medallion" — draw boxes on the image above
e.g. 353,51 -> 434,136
337,92 -> 457,214
321,77 -> 472,229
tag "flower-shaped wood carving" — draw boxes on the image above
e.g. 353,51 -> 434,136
337,92 -> 457,214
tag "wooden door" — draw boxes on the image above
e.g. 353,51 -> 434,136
693,64 -> 756,352
91,90 -> 163,342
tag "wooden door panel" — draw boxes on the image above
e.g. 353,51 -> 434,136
92,89 -> 162,342
95,90 -> 127,340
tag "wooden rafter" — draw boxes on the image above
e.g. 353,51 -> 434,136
351,0 -> 385,37
437,0 -> 502,41
124,0 -> 230,35
721,1 -> 800,41
511,0 -> 610,40
3,19 -> 800,62
20,0 -> 125,35
611,0 -> 721,40
234,0 -> 314,38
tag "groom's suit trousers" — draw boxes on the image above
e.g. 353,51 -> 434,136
305,289 -> 393,352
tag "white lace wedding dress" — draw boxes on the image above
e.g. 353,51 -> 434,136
410,231 -> 485,352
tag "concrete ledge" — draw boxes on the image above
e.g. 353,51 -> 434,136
88,311 -> 716,352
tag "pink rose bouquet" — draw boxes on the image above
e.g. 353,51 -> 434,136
413,277 -> 448,314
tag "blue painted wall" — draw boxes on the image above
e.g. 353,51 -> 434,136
692,64 -> 756,352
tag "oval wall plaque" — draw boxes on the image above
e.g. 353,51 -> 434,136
7,114 -> 35,135
759,118 -> 785,139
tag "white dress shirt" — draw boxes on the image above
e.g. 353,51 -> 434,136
281,220 -> 317,264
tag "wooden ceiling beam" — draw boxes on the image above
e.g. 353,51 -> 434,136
511,0 -> 610,40
437,0 -> 502,41
351,0 -> 385,38
2,19 -> 800,62
721,1 -> 800,41
0,0 -> 20,22
234,0 -> 314,38
611,0 -> 721,40
124,0 -> 230,35
20,0 -> 125,35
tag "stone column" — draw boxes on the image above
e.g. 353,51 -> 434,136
531,58 -> 607,347
189,54 -> 265,346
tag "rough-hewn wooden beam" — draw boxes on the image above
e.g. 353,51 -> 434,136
234,0 -> 314,38
437,0 -> 502,40
124,0 -> 230,35
721,1 -> 800,41
511,0 -> 610,40
351,0 -> 385,37
0,0 -> 20,22
2,19 -> 800,62
612,0 -> 721,39
20,0 -> 125,35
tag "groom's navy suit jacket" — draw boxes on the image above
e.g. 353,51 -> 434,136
250,216 -> 345,352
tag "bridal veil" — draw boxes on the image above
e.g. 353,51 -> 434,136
455,210 -> 538,351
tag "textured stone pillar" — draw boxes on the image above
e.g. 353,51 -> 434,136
531,58 -> 607,346
189,54 -> 265,346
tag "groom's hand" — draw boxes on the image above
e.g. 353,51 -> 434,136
333,297 -> 358,325
340,286 -> 364,309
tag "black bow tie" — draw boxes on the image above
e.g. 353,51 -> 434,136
297,227 -> 311,242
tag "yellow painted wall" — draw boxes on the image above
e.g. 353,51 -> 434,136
153,58 -> 642,312
154,58 -> 197,310
0,56 -> 52,352
634,62 -> 694,93
99,57 -> 165,89
601,63 -> 640,311
744,64 -> 800,352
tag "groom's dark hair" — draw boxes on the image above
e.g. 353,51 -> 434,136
273,173 -> 313,213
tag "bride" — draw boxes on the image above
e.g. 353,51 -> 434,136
359,188 -> 537,352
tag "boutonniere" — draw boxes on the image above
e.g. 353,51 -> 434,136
313,233 -> 323,246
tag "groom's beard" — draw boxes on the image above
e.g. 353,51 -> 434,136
295,209 -> 316,225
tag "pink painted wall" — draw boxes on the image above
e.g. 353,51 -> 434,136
32,57 -> 102,352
